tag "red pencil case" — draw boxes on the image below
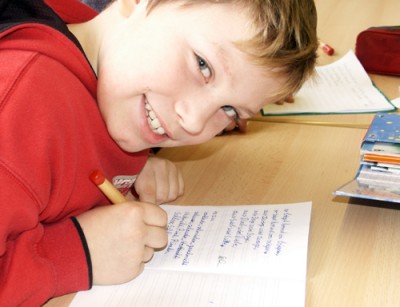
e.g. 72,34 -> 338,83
355,26 -> 400,76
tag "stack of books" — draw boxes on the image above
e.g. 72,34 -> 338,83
335,113 -> 400,203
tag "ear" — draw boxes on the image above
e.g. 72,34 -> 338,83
117,0 -> 147,17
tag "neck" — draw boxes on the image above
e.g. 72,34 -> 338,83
67,3 -> 120,75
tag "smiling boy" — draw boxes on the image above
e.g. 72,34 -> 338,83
0,0 -> 318,305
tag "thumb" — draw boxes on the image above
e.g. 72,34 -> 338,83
134,173 -> 157,205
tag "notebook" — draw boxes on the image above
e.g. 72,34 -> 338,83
70,202 -> 312,307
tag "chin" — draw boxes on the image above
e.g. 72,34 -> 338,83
115,139 -> 147,153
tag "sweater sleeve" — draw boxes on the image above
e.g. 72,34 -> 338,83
0,164 -> 92,306
0,29 -> 97,304
0,6 -> 143,304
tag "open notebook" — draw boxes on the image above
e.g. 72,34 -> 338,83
262,50 -> 394,115
70,202 -> 312,307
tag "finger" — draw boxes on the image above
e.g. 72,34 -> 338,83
139,188 -> 157,205
141,202 -> 168,227
275,94 -> 295,105
133,262 -> 145,279
224,120 -> 236,131
151,160 -> 184,204
236,119 -> 247,132
145,224 -> 168,249
126,189 -> 138,201
152,162 -> 171,203
135,173 -> 157,205
143,246 -> 155,263
285,95 -> 295,103
178,170 -> 184,196
162,164 -> 184,203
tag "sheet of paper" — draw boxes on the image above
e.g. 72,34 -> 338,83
71,202 -> 312,307
262,50 -> 395,115
70,271 -> 303,307
391,97 -> 400,108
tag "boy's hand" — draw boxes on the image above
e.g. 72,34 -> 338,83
223,118 -> 248,133
275,94 -> 295,105
133,156 -> 184,205
76,201 -> 168,285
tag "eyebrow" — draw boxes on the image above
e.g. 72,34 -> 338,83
213,43 -> 235,88
211,42 -> 260,119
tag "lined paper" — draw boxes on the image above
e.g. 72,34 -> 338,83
70,202 -> 312,307
262,50 -> 394,115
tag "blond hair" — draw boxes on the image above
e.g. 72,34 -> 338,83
146,0 -> 318,101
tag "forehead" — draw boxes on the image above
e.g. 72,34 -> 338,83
142,2 -> 286,110
156,5 -> 281,83
146,2 -> 252,39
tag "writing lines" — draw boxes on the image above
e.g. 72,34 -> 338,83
71,202 -> 312,307
148,203 -> 311,280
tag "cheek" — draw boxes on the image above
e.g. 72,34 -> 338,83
172,111 -> 232,146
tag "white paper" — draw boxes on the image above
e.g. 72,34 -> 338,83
391,97 -> 400,108
70,202 -> 312,307
262,50 -> 394,115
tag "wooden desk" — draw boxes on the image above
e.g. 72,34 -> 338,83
163,122 -> 400,307
47,122 -> 400,307
261,0 -> 400,128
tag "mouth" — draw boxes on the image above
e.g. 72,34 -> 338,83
145,99 -> 166,136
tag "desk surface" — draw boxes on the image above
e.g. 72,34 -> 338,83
45,0 -> 400,306
49,122 -> 400,307
262,0 -> 400,127
157,122 -> 400,307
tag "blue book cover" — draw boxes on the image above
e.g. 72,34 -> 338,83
363,112 -> 400,144
335,112 -> 400,203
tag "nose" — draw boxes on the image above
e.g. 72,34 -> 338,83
175,99 -> 217,135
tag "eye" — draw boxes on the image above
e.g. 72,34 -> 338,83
196,54 -> 212,81
222,105 -> 239,121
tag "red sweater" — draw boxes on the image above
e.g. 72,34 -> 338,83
0,1 -> 148,305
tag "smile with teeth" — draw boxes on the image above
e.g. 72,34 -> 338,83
145,100 -> 166,135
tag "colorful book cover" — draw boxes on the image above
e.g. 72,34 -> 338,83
334,113 -> 400,203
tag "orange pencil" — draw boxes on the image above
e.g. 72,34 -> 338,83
90,170 -> 126,204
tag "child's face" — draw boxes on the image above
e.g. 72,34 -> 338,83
97,1 -> 286,152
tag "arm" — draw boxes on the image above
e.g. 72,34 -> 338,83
0,165 -> 91,306
74,156 -> 181,285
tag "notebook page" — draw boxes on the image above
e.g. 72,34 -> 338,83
70,270 -> 304,307
262,50 -> 394,115
148,202 -> 311,280
71,202 -> 312,307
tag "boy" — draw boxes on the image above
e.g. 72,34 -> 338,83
0,0 -> 318,305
